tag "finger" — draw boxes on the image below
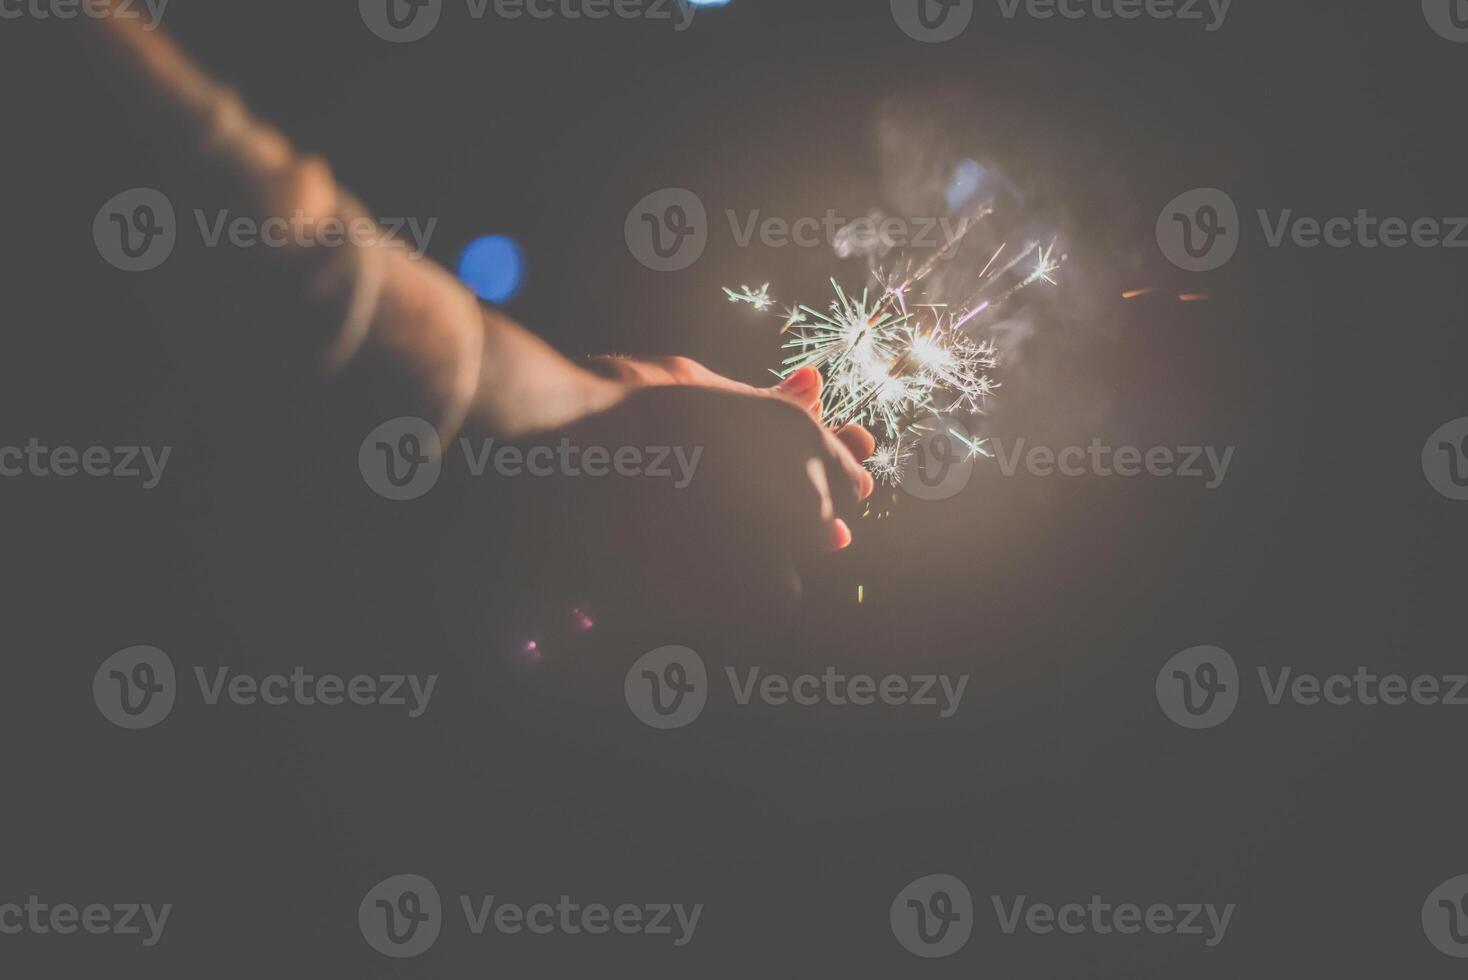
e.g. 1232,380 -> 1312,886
650,356 -> 731,389
805,457 -> 836,523
747,395 -> 853,558
771,366 -> 823,418
835,422 -> 876,463
825,518 -> 853,552
641,357 -> 827,422
649,357 -> 804,414
766,454 -> 835,565
821,428 -> 875,505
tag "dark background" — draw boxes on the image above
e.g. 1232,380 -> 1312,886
3,1 -> 1466,975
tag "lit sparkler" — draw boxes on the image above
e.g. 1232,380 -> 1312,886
723,216 -> 1063,485
723,283 -> 775,313
867,440 -> 912,486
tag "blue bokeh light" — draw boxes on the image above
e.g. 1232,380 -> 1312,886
456,234 -> 524,304
947,159 -> 987,212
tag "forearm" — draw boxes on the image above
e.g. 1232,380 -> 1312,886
83,3 -> 619,439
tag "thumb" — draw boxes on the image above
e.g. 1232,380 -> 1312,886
771,365 -> 823,418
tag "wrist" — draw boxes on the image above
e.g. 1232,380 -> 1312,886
464,309 -> 627,439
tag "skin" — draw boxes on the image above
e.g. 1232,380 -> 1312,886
584,356 -> 878,551
81,1 -> 877,616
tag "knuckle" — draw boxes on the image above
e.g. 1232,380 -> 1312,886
656,355 -> 701,377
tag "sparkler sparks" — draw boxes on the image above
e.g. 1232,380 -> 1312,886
723,283 -> 775,313
1024,242 -> 1061,287
722,216 -> 1064,486
947,426 -> 992,460
867,440 -> 912,486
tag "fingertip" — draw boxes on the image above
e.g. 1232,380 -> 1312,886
805,457 -> 835,522
822,429 -> 874,504
778,366 -> 820,394
836,422 -> 877,462
826,518 -> 853,551
774,366 -> 823,416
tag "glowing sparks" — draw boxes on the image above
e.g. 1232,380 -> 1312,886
780,304 -> 808,333
721,219 -> 1062,485
979,243 -> 1007,279
1123,286 -> 1208,303
770,282 -> 1000,438
724,283 -> 774,313
947,426 -> 991,460
1025,242 -> 1061,286
868,440 -> 912,486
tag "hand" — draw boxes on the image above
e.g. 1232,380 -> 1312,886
588,355 -> 877,548
471,358 -> 878,621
